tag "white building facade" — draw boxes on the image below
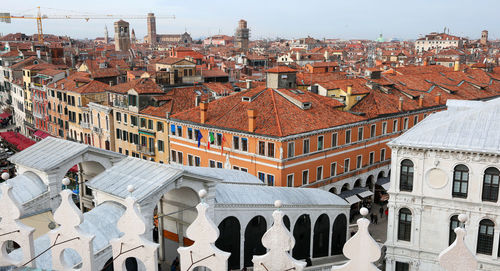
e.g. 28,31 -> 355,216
385,98 -> 500,271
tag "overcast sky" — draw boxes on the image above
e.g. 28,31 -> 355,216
1,0 -> 498,41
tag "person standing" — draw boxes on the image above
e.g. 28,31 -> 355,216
379,206 -> 384,218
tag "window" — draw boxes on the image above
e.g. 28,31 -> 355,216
188,155 -> 193,166
116,128 -> 121,139
267,175 -> 274,186
241,138 -> 248,152
413,115 -> 418,125
118,147 -> 122,153
195,156 -> 201,167
303,139 -> 310,154
477,219 -> 494,255
369,152 -> 374,165
157,122 -> 163,132
158,140 -> 164,152
209,160 -> 216,168
398,208 -> 412,241
187,128 -> 193,140
317,136 -> 324,150
288,142 -> 295,158
171,150 -> 177,163
331,133 -> 338,147
393,119 -> 398,132
233,136 -> 240,150
258,141 -> 266,156
316,166 -> 323,181
345,130 -> 351,144
380,148 -> 386,161
287,174 -> 294,187
141,118 -> 147,128
452,165 -> 469,198
403,118 -> 409,130
356,155 -> 362,169
344,159 -> 350,173
302,170 -> 309,185
382,122 -> 387,135
176,125 -> 182,136
330,162 -> 337,177
217,162 -> 223,168
131,116 -> 137,126
395,262 -> 409,271
216,133 -> 222,145
233,166 -> 240,170
128,94 -> 137,106
400,159 -> 414,192
482,167 -> 499,202
116,112 -> 121,122
449,215 -> 460,245
357,127 -> 363,141
123,114 -> 128,124
122,131 -> 128,141
258,172 -> 265,182
370,124 -> 376,138
267,143 -> 275,157
147,120 -> 153,130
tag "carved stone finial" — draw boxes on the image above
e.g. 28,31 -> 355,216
438,215 -> 477,271
253,208 -> 306,271
0,184 -> 35,267
178,201 -> 230,271
111,196 -> 159,271
1,172 -> 10,181
332,214 -> 381,271
62,178 -> 70,186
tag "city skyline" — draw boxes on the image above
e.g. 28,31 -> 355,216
1,0 -> 498,41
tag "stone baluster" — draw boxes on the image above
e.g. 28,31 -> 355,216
111,185 -> 159,271
50,179 -> 95,271
178,189 -> 230,271
253,200 -> 306,271
0,184 -> 35,267
332,207 -> 381,271
438,214 -> 477,271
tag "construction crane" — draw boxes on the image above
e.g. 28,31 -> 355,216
0,7 -> 175,44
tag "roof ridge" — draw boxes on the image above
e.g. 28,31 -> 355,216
270,89 -> 284,137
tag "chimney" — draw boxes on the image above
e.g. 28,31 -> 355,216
246,80 -> 252,89
61,83 -> 64,89
435,93 -> 441,104
36,49 -> 41,59
109,81 -> 113,87
423,59 -> 428,66
195,95 -> 201,107
419,94 -> 424,107
346,85 -> 353,95
324,50 -> 329,60
296,51 -> 301,61
200,102 -> 208,124
454,60 -> 460,71
398,96 -> 404,111
247,109 -> 256,133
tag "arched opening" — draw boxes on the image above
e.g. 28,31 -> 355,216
123,257 -> 146,271
353,179 -> 362,188
244,216 -> 267,267
378,171 -> 385,179
102,257 -> 114,271
329,187 -> 338,194
1,240 -> 22,264
60,248 -> 82,269
283,215 -> 291,231
341,183 -> 350,192
331,214 -> 347,255
366,175 -> 375,190
158,187 -> 200,265
313,214 -> 330,258
293,214 -> 311,260
215,216 -> 240,270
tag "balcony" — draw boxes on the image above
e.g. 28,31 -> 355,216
92,127 -> 102,135
136,145 -> 155,156
80,122 -> 90,129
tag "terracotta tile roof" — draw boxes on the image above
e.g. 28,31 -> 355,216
266,66 -> 297,73
156,57 -> 187,65
0,51 -> 20,57
296,72 -> 347,86
140,86 -> 206,117
47,72 -> 107,94
317,78 -> 371,95
90,68 -> 120,79
23,63 -> 59,71
201,68 -> 228,78
108,78 -> 163,94
171,87 -> 365,137
311,61 -> 339,67
203,82 -> 233,95
37,69 -> 65,77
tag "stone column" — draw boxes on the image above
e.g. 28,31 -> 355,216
78,164 -> 84,210
240,229 -> 245,269
328,219 -> 333,256
492,227 -> 500,260
158,197 -> 166,265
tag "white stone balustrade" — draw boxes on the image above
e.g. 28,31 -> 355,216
439,214 -> 477,271
252,200 -> 306,271
332,208 -> 381,271
178,189 -> 230,271
0,184 -> 35,268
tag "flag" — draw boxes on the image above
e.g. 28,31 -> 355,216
221,134 -> 226,155
171,124 -> 176,134
208,132 -> 214,150
197,130 -> 203,148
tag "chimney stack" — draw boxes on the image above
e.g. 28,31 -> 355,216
435,93 -> 441,104
247,109 -> 256,133
347,85 -> 353,95
398,96 -> 404,111
200,102 -> 208,124
246,80 -> 252,89
419,94 -> 424,107
195,95 -> 201,107
454,60 -> 460,71
296,51 -> 301,61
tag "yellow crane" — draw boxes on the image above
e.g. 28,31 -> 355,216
0,7 -> 175,44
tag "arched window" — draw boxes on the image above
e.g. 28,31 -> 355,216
449,215 -> 459,245
399,160 -> 414,192
452,165 -> 469,198
482,167 -> 500,202
477,219 -> 494,255
398,208 -> 412,241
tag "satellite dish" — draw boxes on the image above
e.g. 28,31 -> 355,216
48,221 -> 57,230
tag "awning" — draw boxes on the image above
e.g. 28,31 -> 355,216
34,130 -> 51,139
381,183 -> 391,190
69,165 -> 78,173
0,112 -> 11,119
358,190 -> 374,198
344,195 -> 361,205
376,176 -> 391,191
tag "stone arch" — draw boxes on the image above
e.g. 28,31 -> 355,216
353,179 -> 362,188
283,215 -> 291,231
101,257 -> 114,271
341,183 -> 351,192
292,214 -> 311,260
331,214 -> 347,255
377,170 -> 386,180
329,186 -> 338,194
366,175 -> 375,190
313,214 -> 330,258
244,215 -> 267,267
215,216 -> 240,270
